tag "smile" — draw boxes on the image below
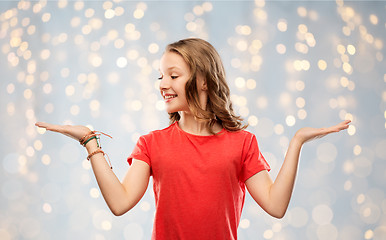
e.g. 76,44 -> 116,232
164,94 -> 178,100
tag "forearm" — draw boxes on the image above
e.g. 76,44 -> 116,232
85,140 -> 131,215
268,137 -> 303,217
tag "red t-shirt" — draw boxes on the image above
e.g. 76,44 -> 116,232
128,122 -> 270,240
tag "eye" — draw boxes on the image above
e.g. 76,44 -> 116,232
171,76 -> 178,79
158,75 -> 163,80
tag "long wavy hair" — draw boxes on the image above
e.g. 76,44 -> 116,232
165,38 -> 247,133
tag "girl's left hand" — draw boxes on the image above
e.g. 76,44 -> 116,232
294,120 -> 351,145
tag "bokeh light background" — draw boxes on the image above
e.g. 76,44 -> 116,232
1,0 -> 385,239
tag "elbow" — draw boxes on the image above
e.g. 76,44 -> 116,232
269,209 -> 287,219
110,205 -> 132,216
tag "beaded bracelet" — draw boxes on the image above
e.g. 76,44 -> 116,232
80,131 -> 113,169
87,148 -> 113,169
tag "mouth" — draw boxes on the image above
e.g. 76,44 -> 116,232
163,94 -> 178,102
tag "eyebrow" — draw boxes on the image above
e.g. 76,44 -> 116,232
158,66 -> 182,72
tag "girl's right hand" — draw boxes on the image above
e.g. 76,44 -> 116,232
35,122 -> 92,141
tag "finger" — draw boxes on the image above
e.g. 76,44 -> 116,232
35,122 -> 64,133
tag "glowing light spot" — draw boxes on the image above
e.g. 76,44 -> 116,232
296,97 -> 305,108
193,5 -> 204,16
202,2 -> 213,12
344,180 -> 352,190
274,124 -> 284,135
263,229 -> 274,239
90,100 -> 100,111
114,39 -> 124,49
256,96 -> 268,109
41,154 -> 51,165
101,221 -> 112,231
312,204 -> 333,225
298,24 -> 308,33
239,219 -> 250,229
297,7 -> 307,17
65,85 -> 75,96
248,116 -> 258,126
352,145 -> 361,156
369,14 -> 378,25
347,44 -> 356,55
364,229 -> 374,239
105,9 -> 115,19
133,9 -> 144,19
345,113 -> 354,121
26,146 -> 35,157
116,57 -> 128,68
318,59 -> 327,70
246,79 -> 256,89
7,103 -> 15,116
89,53 -> 102,67
90,188 -> 100,198
42,13 -> 51,22
186,22 -> 197,32
24,89 -> 33,99
148,43 -> 159,54
348,125 -> 356,135
131,100 -> 142,111
340,77 -> 349,87
127,49 -> 139,60
286,115 -> 296,127
140,201 -> 151,212
81,25 -> 92,35
342,62 -> 353,74
70,105 -> 80,116
337,44 -> 346,54
74,1 -> 84,11
42,203 -> 52,213
298,109 -> 307,119
276,44 -> 286,54
235,77 -> 246,88
7,83 -> 15,94
296,80 -> 305,91
34,140 -> 43,151
236,40 -> 248,51
277,19 -> 287,32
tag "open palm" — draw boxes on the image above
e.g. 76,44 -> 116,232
35,122 -> 92,141
295,120 -> 351,144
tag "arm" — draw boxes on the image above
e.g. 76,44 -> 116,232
35,122 -> 150,216
245,120 -> 350,218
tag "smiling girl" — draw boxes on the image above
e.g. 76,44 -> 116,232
36,38 -> 350,240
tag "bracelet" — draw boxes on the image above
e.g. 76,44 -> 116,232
83,136 -> 99,147
87,148 -> 104,160
79,131 -> 112,147
86,148 -> 113,169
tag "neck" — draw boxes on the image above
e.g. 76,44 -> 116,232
178,111 -> 221,136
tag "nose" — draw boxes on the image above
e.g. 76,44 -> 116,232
159,76 -> 170,91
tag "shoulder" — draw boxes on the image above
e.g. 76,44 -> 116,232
225,128 -> 256,140
140,123 -> 176,140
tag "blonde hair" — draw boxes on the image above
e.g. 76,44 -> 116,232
165,38 -> 247,133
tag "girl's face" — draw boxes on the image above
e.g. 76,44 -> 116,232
159,51 -> 190,113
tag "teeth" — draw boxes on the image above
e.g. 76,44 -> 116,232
165,95 -> 177,99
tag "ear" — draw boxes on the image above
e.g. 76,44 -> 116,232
201,81 -> 207,91
197,74 -> 207,91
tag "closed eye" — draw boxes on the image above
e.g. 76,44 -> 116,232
158,76 -> 163,80
171,76 -> 178,79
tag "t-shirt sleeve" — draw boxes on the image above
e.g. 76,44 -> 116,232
127,135 -> 151,167
240,134 -> 270,182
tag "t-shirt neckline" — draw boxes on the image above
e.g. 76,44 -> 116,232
174,122 -> 226,137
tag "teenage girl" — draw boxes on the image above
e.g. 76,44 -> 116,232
36,38 -> 350,240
